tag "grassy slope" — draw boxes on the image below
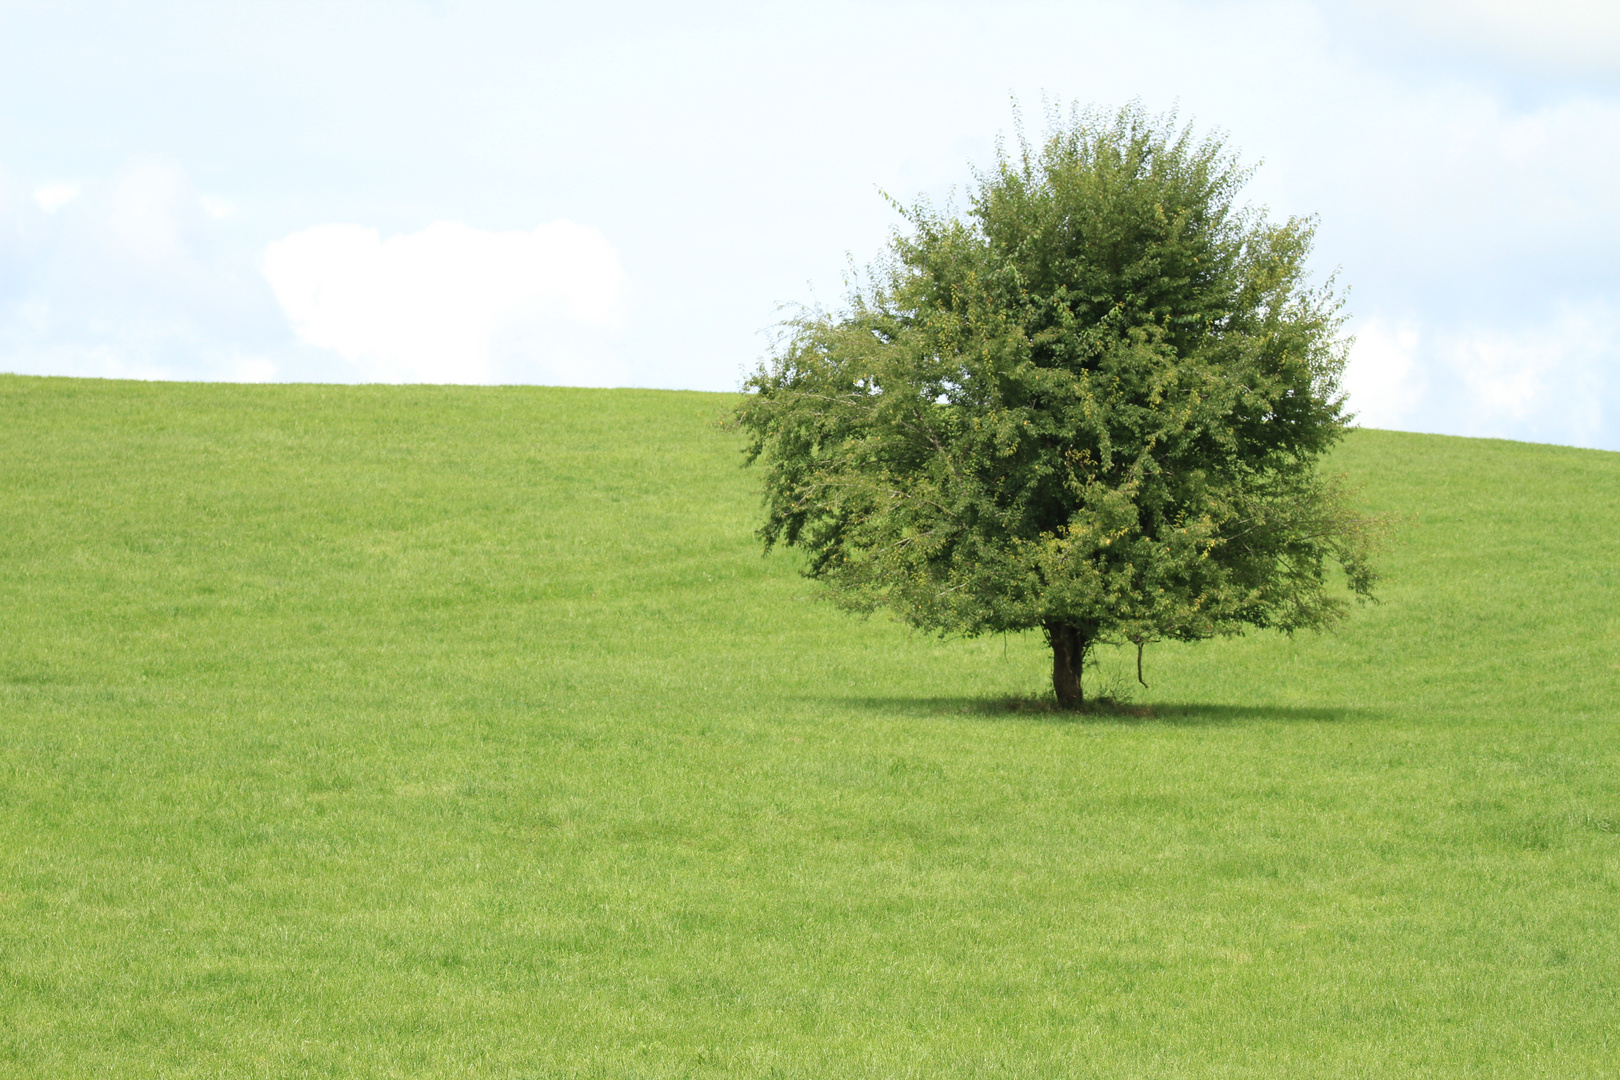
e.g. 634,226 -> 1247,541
0,374 -> 1616,1078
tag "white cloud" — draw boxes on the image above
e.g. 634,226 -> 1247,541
105,162 -> 191,263
199,195 -> 236,220
1344,319 -> 1427,429
4,160 -> 635,387
33,182 -> 79,213
231,356 -> 278,381
1359,0 -> 1620,75
261,220 -> 633,385
0,158 -> 295,382
1444,307 -> 1615,445
1346,304 -> 1618,447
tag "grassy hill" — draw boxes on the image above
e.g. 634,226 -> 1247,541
1,373 -> 1617,1078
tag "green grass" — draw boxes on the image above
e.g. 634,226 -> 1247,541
1,373 -> 1617,1078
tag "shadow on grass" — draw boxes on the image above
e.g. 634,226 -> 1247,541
835,694 -> 1377,726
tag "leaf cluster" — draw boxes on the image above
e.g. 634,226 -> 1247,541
737,103 -> 1382,650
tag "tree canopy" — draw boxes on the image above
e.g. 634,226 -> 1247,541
736,104 -> 1382,708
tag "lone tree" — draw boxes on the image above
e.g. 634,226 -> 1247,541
737,104 -> 1381,708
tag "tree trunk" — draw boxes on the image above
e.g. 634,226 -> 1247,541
1046,620 -> 1089,709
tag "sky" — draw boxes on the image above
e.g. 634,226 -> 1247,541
2,0 -> 1618,449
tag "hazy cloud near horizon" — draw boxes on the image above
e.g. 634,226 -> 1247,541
263,220 -> 631,385
0,158 -> 290,382
1,0 -> 1617,450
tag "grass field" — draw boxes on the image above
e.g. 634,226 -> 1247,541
1,373 -> 1617,1078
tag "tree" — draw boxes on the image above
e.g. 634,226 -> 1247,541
736,104 -> 1382,708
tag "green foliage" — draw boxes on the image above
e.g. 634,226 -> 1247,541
738,104 -> 1382,702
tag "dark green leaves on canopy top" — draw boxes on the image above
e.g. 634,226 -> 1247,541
736,103 -> 1383,708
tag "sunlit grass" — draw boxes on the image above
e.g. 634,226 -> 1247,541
1,374 -> 1616,1077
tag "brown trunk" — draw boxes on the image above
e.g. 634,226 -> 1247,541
1046,620 -> 1088,709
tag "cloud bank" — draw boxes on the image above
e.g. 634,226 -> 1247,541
0,160 -> 634,386
1346,306 -> 1619,448
262,220 -> 632,385
1365,0 -> 1620,76
0,158 -> 288,381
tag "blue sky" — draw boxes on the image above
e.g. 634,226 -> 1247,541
2,0 -> 1618,449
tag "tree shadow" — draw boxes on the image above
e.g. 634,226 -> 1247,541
831,694 -> 1378,726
